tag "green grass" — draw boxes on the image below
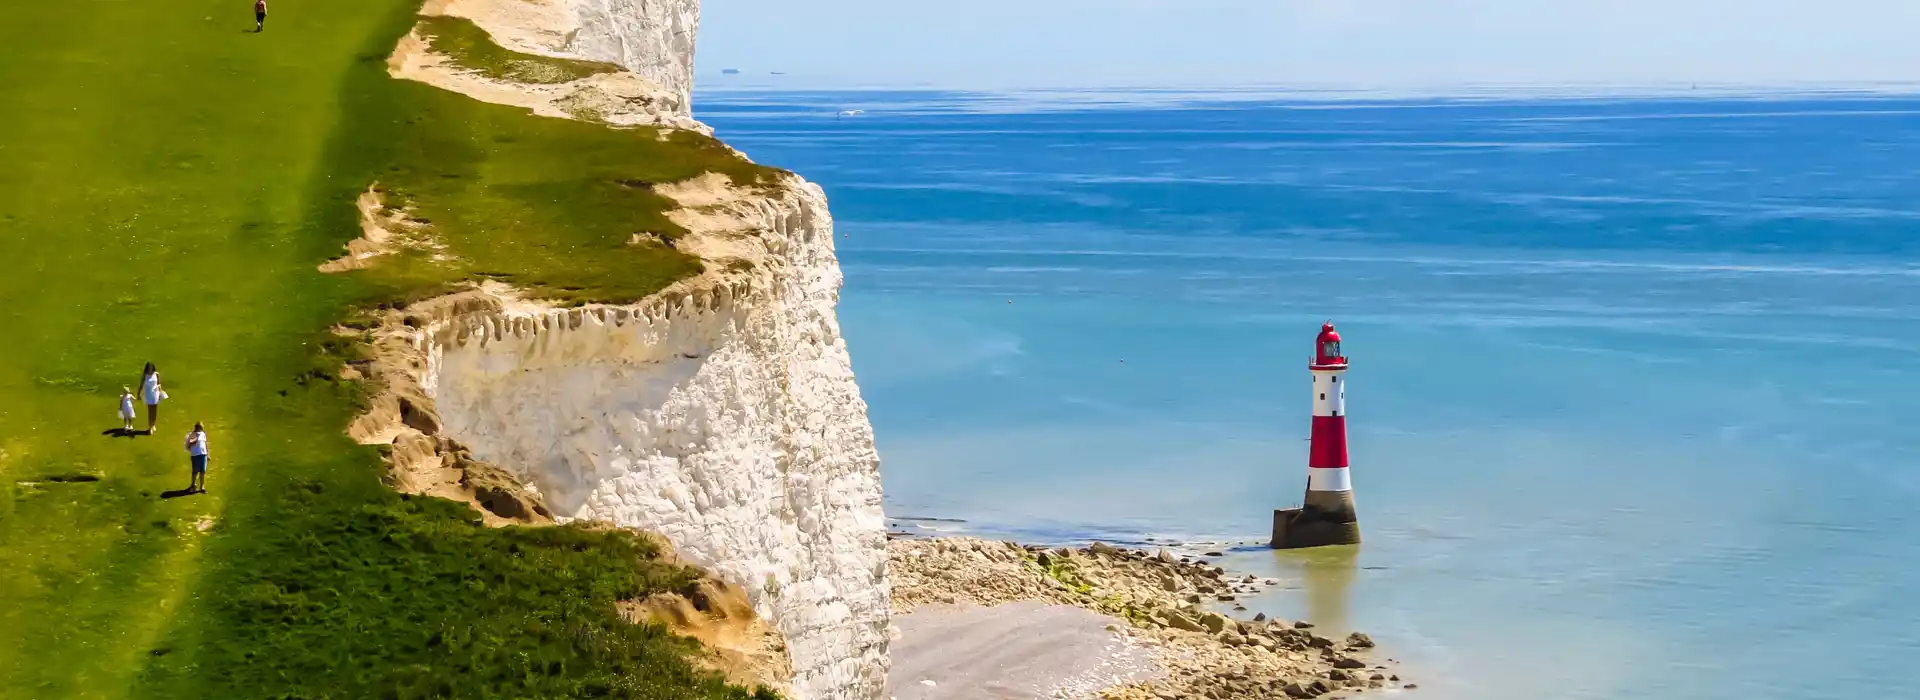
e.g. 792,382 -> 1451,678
416,15 -> 621,85
0,0 -> 781,697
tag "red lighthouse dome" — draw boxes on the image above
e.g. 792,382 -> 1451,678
1311,321 -> 1347,369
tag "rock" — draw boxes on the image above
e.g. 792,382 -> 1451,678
1344,631 -> 1374,649
1090,541 -> 1120,556
1327,669 -> 1350,681
1389,675 -> 1399,682
1199,612 -> 1228,634
1293,620 -> 1315,629
1163,612 -> 1206,633
1217,629 -> 1244,646
1282,682 -> 1315,699
1204,551 -> 1223,557
1333,657 -> 1367,670
1369,674 -> 1385,681
1308,635 -> 1334,649
1186,593 -> 1202,604
1156,548 -> 1175,563
396,397 -> 440,434
1404,684 -> 1419,689
1253,612 -> 1267,622
1216,594 -> 1236,602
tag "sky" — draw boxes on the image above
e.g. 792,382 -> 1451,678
696,0 -> 1920,90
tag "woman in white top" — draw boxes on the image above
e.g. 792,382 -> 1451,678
140,362 -> 166,433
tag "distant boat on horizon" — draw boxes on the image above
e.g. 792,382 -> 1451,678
721,68 -> 741,75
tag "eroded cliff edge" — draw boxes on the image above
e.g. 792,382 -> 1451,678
328,1 -> 893,698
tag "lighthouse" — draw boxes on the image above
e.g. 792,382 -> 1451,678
1271,321 -> 1362,549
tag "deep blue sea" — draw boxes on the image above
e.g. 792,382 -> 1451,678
697,90 -> 1920,700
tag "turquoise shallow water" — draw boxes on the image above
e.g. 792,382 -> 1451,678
698,90 -> 1920,699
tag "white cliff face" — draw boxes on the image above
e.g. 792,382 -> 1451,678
406,179 -> 890,700
563,0 -> 699,113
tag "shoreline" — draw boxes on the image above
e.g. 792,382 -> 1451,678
889,536 -> 1408,699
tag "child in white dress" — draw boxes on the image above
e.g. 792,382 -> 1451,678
119,387 -> 136,431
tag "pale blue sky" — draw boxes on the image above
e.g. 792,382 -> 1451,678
697,0 -> 1920,90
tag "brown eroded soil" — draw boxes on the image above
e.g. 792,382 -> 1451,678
318,186 -> 446,274
620,536 -> 795,698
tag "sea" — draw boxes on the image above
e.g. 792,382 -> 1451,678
696,88 -> 1920,700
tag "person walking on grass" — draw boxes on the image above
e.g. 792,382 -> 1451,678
140,362 -> 167,433
254,0 -> 267,32
119,387 -> 136,432
185,423 -> 210,493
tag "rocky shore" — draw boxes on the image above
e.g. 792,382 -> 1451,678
890,537 -> 1407,699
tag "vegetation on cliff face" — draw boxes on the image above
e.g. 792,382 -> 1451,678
0,0 -> 778,697
416,15 -> 622,84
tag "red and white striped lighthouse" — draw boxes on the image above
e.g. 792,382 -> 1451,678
1272,321 -> 1362,549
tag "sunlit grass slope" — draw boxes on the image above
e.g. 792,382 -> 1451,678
0,0 -> 776,697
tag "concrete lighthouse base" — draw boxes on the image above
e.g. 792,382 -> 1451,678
1270,491 -> 1360,549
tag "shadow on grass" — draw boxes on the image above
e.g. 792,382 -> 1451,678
40,473 -> 103,483
102,427 -> 147,438
160,487 -> 200,500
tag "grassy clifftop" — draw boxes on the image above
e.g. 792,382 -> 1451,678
0,0 -> 777,698
344,16 -> 777,307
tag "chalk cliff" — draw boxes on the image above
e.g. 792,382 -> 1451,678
420,0 -> 698,116
387,176 -> 890,700
349,1 -> 894,698
564,0 -> 700,112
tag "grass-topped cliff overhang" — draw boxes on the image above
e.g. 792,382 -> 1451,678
340,14 -> 778,306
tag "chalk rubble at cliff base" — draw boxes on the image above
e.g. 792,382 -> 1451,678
889,538 -> 1402,699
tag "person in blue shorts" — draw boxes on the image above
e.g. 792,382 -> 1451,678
185,422 -> 210,493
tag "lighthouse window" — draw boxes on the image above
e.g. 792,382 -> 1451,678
1319,393 -> 1326,400
1331,377 -> 1338,383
